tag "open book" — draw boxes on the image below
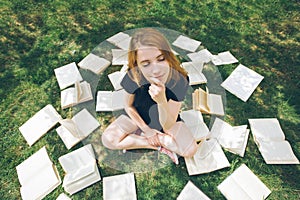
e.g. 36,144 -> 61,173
172,35 -> 201,52
108,70 -> 126,91
211,51 -> 238,66
59,144 -> 101,195
16,146 -> 61,200
56,109 -> 100,149
54,62 -> 83,90
192,87 -> 224,116
180,109 -> 209,142
19,104 -> 62,146
107,32 -> 131,50
103,173 -> 137,200
61,81 -> 93,109
96,89 -> 126,112
184,139 -> 230,175
210,118 -> 249,157
221,64 -> 264,102
111,49 -> 128,65
177,181 -> 211,200
181,61 -> 207,85
187,49 -> 214,63
78,53 -> 111,75
248,118 -> 299,164
218,164 -> 271,200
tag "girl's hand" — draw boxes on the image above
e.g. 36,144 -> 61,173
148,77 -> 167,104
143,127 -> 161,147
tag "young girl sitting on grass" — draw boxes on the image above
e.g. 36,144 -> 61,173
101,28 -> 197,164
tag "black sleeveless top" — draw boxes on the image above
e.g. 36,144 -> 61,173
120,69 -> 189,131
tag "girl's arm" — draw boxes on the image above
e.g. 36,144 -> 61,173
149,78 -> 182,131
124,92 -> 159,137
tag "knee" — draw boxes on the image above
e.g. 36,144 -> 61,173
101,131 -> 118,150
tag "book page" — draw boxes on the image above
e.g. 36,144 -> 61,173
212,51 -> 238,65
258,140 -> 299,164
103,173 -> 137,200
218,164 -> 271,200
187,49 -> 213,63
78,53 -> 111,75
56,125 -> 81,150
207,93 -> 224,116
197,88 -> 210,113
248,118 -> 285,141
177,181 -> 211,200
78,81 -> 93,102
182,61 -> 207,85
180,110 -> 209,141
225,129 -> 250,157
59,144 -> 95,173
61,87 -> 76,109
96,91 -> 113,111
221,64 -> 264,102
72,109 -> 100,138
108,71 -> 126,91
19,104 -> 62,146
112,89 -> 126,110
16,147 -> 61,200
107,32 -> 130,45
54,62 -> 83,90
111,49 -> 128,65
172,35 -> 201,52
185,139 -> 230,175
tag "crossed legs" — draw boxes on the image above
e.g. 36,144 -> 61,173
101,115 -> 197,157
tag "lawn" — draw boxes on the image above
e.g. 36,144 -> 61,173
0,0 -> 299,199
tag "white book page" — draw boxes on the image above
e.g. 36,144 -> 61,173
219,125 -> 248,149
187,49 -> 213,63
212,51 -> 238,65
61,87 -> 76,109
56,125 -> 81,149
115,36 -> 132,50
96,91 -> 113,111
63,164 -> 100,195
16,147 -> 52,186
185,139 -> 230,175
72,109 -> 100,138
258,140 -> 299,164
111,49 -> 128,65
21,164 -> 61,200
19,104 -> 62,146
221,64 -> 264,102
207,94 -> 224,116
177,181 -> 211,200
172,35 -> 201,52
78,53 -> 111,75
226,129 -> 250,157
182,61 -> 207,85
248,118 -> 285,141
108,71 -> 126,91
54,62 -> 83,90
56,193 -> 72,200
78,81 -> 93,102
112,89 -> 126,110
103,173 -> 137,200
180,110 -> 209,141
63,162 -> 95,186
59,144 -> 95,173
232,164 -> 271,199
107,32 -> 130,45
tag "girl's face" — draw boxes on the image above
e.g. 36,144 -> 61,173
136,46 -> 170,84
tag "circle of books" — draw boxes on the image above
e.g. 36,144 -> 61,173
17,27 -> 298,199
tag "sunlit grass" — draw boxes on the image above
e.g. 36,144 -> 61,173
0,0 -> 299,199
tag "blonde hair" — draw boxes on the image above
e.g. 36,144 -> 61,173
127,28 -> 187,85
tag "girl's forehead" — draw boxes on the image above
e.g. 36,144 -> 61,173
136,46 -> 162,61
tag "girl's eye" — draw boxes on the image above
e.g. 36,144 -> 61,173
157,56 -> 165,62
141,62 -> 150,67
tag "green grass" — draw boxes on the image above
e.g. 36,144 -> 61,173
0,0 -> 299,199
